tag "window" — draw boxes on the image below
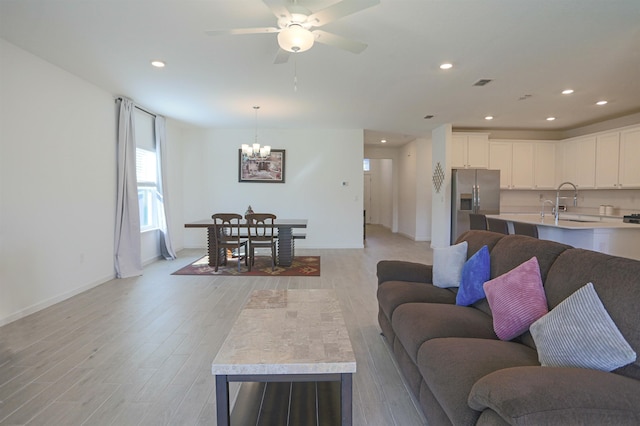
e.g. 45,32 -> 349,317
363,158 -> 370,171
135,109 -> 159,232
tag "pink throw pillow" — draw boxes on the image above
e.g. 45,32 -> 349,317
483,257 -> 548,340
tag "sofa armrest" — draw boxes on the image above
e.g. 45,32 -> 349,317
376,260 -> 433,286
469,366 -> 640,425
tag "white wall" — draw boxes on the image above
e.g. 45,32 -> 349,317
182,128 -> 364,249
415,137 -> 432,241
431,124 -> 453,247
367,158 -> 393,228
364,140 -> 432,241
0,39 -> 188,325
398,141 -> 417,239
1,40 -> 117,325
365,146 -> 400,232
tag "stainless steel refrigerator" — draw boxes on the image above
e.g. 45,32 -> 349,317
451,169 -> 501,243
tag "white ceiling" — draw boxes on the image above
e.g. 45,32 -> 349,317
2,0 -> 639,147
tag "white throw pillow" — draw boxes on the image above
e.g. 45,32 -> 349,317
433,241 -> 468,288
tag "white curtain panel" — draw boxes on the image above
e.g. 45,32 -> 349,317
155,115 -> 177,260
114,98 -> 143,278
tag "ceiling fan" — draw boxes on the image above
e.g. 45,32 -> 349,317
205,0 -> 380,64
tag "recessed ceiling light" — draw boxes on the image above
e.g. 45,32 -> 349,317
380,139 -> 387,144
439,63 -> 453,70
546,117 -> 556,121
151,60 -> 165,68
596,100 -> 608,106
562,89 -> 574,95
485,116 -> 494,120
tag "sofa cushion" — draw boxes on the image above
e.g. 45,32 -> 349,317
392,303 -> 496,362
488,235 -> 571,282
377,260 -> 433,286
433,241 -> 468,288
530,282 -> 636,371
377,281 -> 456,321
469,366 -> 640,425
473,234 -> 570,317
456,230 -> 506,258
456,245 -> 490,306
484,257 -> 548,340
417,338 -> 539,426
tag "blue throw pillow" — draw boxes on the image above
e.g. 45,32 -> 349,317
456,245 -> 490,306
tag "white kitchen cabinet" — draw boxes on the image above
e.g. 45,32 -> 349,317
489,141 -> 554,189
533,143 -> 556,189
489,141 -> 513,188
562,136 -> 596,189
511,143 -> 534,189
452,133 -> 489,168
619,127 -> 640,188
595,132 -> 620,188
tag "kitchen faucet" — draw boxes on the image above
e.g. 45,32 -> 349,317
540,199 -> 555,219
555,181 -> 578,224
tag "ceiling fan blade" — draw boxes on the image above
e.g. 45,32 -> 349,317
205,27 -> 280,36
273,48 -> 291,64
262,0 -> 292,21
307,0 -> 380,27
312,30 -> 368,54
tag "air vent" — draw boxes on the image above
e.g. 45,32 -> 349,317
424,114 -> 435,119
473,79 -> 493,87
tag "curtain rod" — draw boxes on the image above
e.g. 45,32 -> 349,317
114,97 -> 157,117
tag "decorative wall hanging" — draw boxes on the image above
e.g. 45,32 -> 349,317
239,149 -> 286,183
432,162 -> 445,193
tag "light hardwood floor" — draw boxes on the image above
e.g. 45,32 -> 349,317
0,225 -> 432,426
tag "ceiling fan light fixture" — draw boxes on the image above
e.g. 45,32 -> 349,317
278,24 -> 314,53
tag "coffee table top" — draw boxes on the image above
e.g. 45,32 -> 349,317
211,289 -> 356,376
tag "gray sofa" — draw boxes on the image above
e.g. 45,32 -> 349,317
377,230 -> 640,425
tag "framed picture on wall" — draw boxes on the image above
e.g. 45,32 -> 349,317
238,149 -> 286,183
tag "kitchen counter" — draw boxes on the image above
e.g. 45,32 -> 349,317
487,214 -> 640,260
487,213 -> 640,230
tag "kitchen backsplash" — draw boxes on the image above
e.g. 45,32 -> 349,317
500,189 -> 640,217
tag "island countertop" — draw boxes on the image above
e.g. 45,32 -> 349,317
487,213 -> 640,230
486,213 -> 640,260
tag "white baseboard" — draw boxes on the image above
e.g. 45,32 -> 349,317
0,273 -> 115,327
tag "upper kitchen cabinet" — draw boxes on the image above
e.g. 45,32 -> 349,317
533,142 -> 556,189
489,141 -> 555,189
452,133 -> 489,168
619,127 -> 640,188
560,136 -> 596,189
489,141 -> 513,188
595,132 -> 621,188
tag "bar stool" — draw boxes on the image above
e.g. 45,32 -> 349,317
469,214 -> 488,230
487,218 -> 509,234
513,222 -> 539,238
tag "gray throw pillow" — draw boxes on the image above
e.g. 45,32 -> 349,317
530,282 -> 636,371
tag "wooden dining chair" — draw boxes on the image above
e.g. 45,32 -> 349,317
487,218 -> 510,234
245,213 -> 277,271
513,222 -> 539,238
469,214 -> 488,231
211,213 -> 248,272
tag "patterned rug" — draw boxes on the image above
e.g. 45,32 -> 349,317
172,255 -> 320,277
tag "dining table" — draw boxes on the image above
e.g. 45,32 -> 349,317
184,219 -> 307,267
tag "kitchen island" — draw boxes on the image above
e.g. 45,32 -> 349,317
487,213 -> 640,260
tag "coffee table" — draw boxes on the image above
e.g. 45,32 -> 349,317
212,289 -> 357,425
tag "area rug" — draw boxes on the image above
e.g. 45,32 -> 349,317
172,255 -> 320,277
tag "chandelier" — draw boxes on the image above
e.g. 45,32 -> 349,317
241,106 -> 271,160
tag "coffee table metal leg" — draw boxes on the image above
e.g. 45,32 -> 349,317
341,373 -> 353,426
215,375 -> 230,426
